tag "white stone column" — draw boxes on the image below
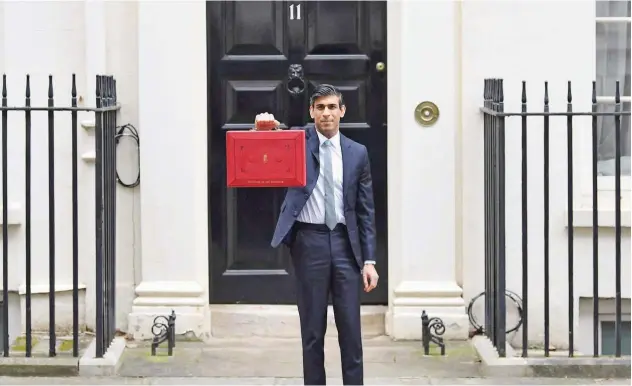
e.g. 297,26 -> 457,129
385,0 -> 468,340
128,1 -> 210,340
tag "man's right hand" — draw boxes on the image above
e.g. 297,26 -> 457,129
254,112 -> 280,130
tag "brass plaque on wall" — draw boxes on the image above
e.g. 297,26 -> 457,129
414,101 -> 440,127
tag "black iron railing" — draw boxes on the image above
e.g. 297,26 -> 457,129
0,74 -> 119,359
481,78 -> 630,358
94,75 -> 119,358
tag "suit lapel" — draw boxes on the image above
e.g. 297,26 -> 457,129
306,127 -> 320,192
341,134 -> 353,207
308,126 -> 320,166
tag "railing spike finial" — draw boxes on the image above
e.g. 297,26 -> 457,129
109,76 -> 114,101
25,75 -> 31,99
96,75 -> 101,97
499,79 -> 504,103
2,74 -> 6,99
96,75 -> 102,108
48,75 -> 54,99
103,76 -> 109,103
567,81 -> 572,104
615,80 -> 620,104
113,78 -> 117,103
485,79 -> 490,101
71,74 -> 77,99
521,81 -> 527,104
592,81 -> 597,105
544,81 -> 549,106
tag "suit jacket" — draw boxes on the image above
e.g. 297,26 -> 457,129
270,126 -> 377,267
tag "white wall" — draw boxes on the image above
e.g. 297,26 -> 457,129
0,0 -> 139,340
460,0 -> 631,351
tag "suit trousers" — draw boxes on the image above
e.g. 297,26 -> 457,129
291,222 -> 364,385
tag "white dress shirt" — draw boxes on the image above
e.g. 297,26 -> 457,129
297,130 -> 345,225
297,130 -> 375,265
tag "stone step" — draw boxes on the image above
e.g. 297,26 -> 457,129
119,338 -> 481,379
209,305 -> 386,339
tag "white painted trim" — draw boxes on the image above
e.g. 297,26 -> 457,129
568,208 -> 632,228
134,280 -> 204,299
596,96 -> 632,103
595,17 -> 631,23
0,203 -> 22,226
597,176 -> 632,191
17,283 -> 87,295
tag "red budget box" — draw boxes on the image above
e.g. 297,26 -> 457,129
226,130 -> 306,188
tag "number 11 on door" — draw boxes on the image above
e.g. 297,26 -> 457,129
289,4 -> 301,20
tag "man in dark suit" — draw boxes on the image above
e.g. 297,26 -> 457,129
265,84 -> 379,385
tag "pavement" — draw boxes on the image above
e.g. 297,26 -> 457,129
0,336 -> 629,384
0,376 -> 629,384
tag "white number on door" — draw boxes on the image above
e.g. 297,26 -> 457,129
289,4 -> 301,20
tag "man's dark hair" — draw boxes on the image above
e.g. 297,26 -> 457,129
310,84 -> 345,107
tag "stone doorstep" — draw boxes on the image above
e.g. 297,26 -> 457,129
117,338 -> 483,379
209,304 -> 387,339
471,335 -> 632,379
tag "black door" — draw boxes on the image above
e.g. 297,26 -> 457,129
207,1 -> 387,304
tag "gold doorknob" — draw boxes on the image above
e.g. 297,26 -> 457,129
376,62 -> 386,72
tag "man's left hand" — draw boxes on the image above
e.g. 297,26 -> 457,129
362,264 -> 379,293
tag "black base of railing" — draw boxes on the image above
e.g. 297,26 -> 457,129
421,310 -> 446,356
150,310 -> 176,356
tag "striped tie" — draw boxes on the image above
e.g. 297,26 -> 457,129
322,140 -> 337,230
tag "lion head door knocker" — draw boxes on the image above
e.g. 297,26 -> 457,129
287,64 -> 306,98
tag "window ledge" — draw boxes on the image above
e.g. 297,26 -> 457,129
0,203 -> 22,226
567,208 -> 631,228
596,175 -> 631,191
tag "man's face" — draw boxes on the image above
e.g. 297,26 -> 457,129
309,95 -> 346,137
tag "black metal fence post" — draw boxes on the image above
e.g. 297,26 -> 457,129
483,78 -> 508,358
543,81 -> 551,357
566,81 -> 575,357
591,81 -> 599,358
24,75 -> 32,358
71,74 -> 79,358
1,75 -> 8,358
94,75 -> 119,358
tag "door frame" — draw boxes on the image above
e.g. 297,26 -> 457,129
205,0 -> 389,305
